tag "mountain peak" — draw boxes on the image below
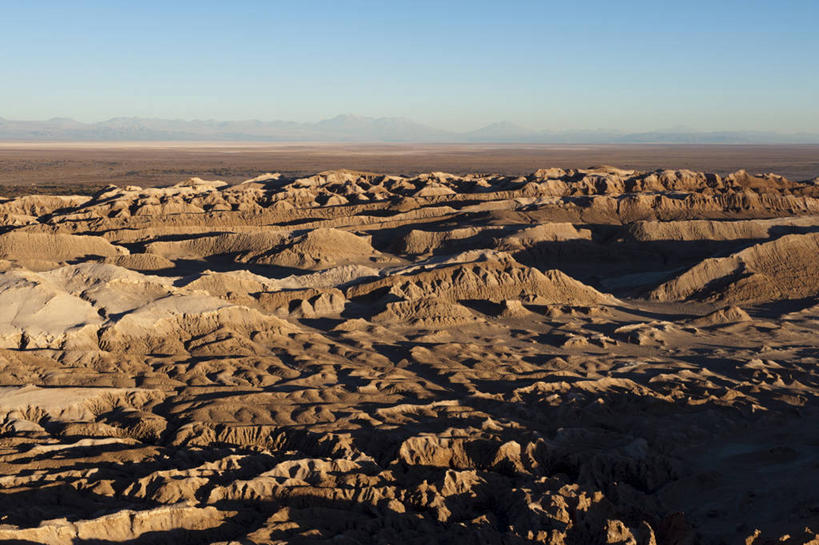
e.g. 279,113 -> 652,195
478,121 -> 531,131
465,121 -> 538,141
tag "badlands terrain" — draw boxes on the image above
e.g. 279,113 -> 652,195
0,165 -> 817,544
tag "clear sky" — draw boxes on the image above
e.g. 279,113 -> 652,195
2,0 -> 818,132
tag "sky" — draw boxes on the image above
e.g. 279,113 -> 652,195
1,0 -> 818,132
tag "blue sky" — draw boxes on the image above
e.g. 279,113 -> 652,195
2,0 -> 817,132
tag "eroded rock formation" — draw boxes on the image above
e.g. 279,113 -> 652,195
0,167 -> 817,544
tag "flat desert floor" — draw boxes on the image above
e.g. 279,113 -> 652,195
1,142 -> 818,194
0,154 -> 818,544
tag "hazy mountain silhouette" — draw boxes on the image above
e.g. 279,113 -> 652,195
462,121 -> 540,142
0,115 -> 817,144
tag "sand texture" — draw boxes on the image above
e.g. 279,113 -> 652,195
0,166 -> 818,544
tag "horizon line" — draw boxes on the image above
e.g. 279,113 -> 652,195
2,114 -> 819,137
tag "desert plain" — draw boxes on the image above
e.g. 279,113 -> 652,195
0,145 -> 818,544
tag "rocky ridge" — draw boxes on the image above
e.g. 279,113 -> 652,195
0,167 -> 817,544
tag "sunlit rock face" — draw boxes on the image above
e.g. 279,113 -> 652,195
0,167 -> 818,544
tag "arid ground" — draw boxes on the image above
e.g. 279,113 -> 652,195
0,152 -> 818,544
1,143 -> 818,195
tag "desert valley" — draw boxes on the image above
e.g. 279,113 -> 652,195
0,163 -> 817,544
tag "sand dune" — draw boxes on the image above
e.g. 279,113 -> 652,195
0,167 -> 817,544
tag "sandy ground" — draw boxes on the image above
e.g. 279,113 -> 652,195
0,143 -> 818,195
0,164 -> 817,544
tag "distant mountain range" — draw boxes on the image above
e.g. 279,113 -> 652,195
1,114 -> 817,144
